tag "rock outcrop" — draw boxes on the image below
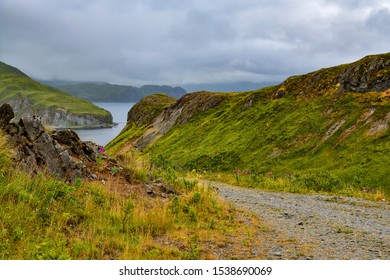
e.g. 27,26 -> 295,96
336,55 -> 390,93
0,103 -> 102,182
5,99 -> 113,129
127,91 -> 225,150
277,53 -> 390,97
127,93 -> 177,127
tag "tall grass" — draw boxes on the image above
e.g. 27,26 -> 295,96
0,135 -> 261,259
202,170 -> 388,201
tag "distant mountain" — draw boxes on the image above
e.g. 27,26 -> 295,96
0,62 -> 113,128
182,81 -> 280,93
40,80 -> 187,102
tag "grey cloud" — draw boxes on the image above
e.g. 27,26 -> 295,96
1,0 -> 390,88
365,8 -> 390,35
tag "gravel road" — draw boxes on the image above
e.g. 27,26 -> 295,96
200,180 -> 390,260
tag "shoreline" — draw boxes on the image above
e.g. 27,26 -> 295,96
50,122 -> 119,131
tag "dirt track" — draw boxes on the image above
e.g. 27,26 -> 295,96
200,180 -> 390,260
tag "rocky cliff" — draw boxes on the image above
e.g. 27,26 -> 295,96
5,98 -> 113,128
0,61 -> 113,128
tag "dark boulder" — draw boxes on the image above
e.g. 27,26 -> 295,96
52,129 -> 81,145
18,116 -> 45,141
0,103 -> 14,128
274,90 -> 286,99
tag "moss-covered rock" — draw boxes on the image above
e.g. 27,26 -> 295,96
277,53 -> 390,98
127,93 -> 177,127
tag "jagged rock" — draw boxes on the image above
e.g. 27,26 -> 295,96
141,179 -> 176,197
18,116 -> 45,141
336,56 -> 390,93
162,183 -> 174,194
144,184 -> 156,197
0,104 -> 101,183
53,129 -> 81,145
155,178 -> 175,194
53,129 -> 86,157
60,150 -> 71,169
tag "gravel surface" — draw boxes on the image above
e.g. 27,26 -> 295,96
200,180 -> 390,260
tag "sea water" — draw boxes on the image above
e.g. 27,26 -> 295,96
75,102 -> 135,146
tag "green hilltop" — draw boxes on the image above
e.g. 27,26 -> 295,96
43,81 -> 187,102
0,61 -> 113,128
107,53 -> 390,196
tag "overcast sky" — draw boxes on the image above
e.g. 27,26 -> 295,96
1,0 -> 390,89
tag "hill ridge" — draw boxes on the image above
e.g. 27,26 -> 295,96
42,80 -> 187,102
107,52 -> 390,196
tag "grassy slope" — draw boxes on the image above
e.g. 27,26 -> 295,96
106,93 -> 177,153
108,54 -> 390,196
0,132 -> 261,260
0,61 -> 111,118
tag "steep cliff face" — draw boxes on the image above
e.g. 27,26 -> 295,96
6,98 -> 113,128
0,61 -> 113,128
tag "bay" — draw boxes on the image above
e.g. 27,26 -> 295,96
75,102 -> 135,146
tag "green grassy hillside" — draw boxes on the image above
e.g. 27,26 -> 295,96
0,61 -> 112,125
46,81 -> 187,102
107,53 -> 390,197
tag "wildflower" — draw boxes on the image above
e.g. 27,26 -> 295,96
269,171 -> 273,176
99,146 -> 105,153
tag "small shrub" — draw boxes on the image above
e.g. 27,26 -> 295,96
0,133 -> 12,174
190,192 -> 201,204
122,198 -> 135,232
182,178 -> 197,191
293,172 -> 340,192
169,196 -> 181,215
125,166 -> 148,183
